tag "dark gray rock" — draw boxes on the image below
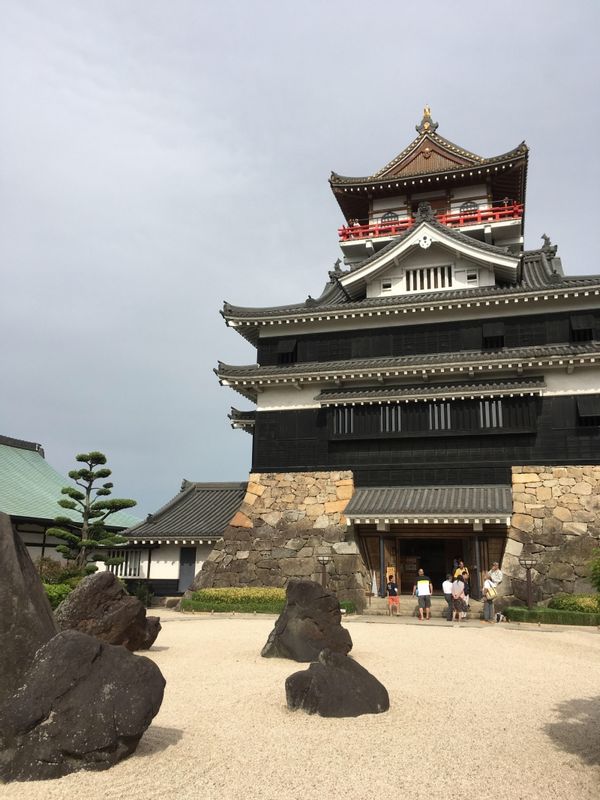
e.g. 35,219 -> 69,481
261,579 -> 352,662
55,571 -> 161,651
0,512 -> 57,705
0,630 -> 165,781
285,648 -> 389,717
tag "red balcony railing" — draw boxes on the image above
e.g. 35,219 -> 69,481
338,202 -> 524,242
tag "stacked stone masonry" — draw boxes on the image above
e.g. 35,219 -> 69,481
193,471 -> 370,610
502,466 -> 600,604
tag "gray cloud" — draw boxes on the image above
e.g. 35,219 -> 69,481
1,0 -> 598,513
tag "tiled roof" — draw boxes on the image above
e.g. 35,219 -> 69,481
222,262 -> 600,322
315,377 -> 545,405
217,341 -> 600,382
330,136 -> 527,185
0,436 -> 140,528
125,481 -> 247,539
344,485 -> 513,519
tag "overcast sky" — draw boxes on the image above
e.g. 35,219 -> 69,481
1,1 -> 599,516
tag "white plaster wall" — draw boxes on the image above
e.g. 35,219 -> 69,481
256,383 -> 320,410
544,368 -> 600,395
256,296 -> 600,340
372,195 -> 407,212
149,543 -> 213,580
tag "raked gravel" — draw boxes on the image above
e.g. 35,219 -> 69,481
3,610 -> 599,800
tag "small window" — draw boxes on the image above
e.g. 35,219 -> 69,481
482,321 -> 505,350
277,339 -> 297,365
577,396 -> 600,427
428,402 -> 451,431
466,270 -> 479,285
570,315 -> 594,343
380,404 -> 401,433
381,280 -> 393,293
479,399 -> 504,429
108,549 -> 142,578
333,407 -> 354,435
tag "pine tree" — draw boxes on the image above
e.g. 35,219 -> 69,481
47,451 -> 137,572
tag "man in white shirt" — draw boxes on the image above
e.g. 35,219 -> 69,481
412,568 -> 433,620
442,574 -> 453,621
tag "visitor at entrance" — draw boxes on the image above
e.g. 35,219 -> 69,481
386,575 -> 399,616
482,571 -> 496,623
442,573 -> 453,621
412,568 -> 433,620
461,569 -> 471,619
454,560 -> 468,579
451,573 -> 466,622
489,562 -> 503,586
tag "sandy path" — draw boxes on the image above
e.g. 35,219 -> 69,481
3,612 -> 599,800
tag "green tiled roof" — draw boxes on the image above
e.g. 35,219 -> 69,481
0,437 -> 140,529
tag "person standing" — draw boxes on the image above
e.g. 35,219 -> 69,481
489,562 -> 503,587
461,569 -> 471,619
482,571 -> 496,623
412,568 -> 433,621
451,573 -> 466,622
386,574 -> 400,617
442,573 -> 453,621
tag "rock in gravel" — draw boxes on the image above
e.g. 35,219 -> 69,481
285,648 -> 389,718
261,579 -> 352,662
0,512 -> 57,705
0,630 -> 165,781
55,571 -> 161,651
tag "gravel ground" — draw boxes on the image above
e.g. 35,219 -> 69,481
3,610 -> 599,800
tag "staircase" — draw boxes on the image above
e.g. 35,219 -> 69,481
363,595 -> 484,619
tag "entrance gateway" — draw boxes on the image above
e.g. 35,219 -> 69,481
344,485 -> 511,599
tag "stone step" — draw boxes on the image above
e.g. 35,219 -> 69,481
363,595 -> 484,618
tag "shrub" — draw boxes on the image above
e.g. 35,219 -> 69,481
590,553 -> 600,593
548,594 -> 600,613
339,600 -> 357,615
505,606 -> 600,626
44,582 -> 76,609
180,587 -> 286,614
132,581 -> 153,608
35,557 -> 84,585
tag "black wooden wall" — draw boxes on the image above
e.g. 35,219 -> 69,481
257,309 -> 599,366
251,396 -> 600,485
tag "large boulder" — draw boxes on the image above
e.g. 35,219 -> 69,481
0,513 -> 57,704
261,579 -> 352,662
55,571 -> 161,651
286,648 -> 390,717
0,630 -> 165,781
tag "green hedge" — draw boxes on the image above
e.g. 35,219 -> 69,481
180,587 -> 357,615
548,594 -> 600,613
505,606 -> 600,626
181,587 -> 286,614
44,582 -> 76,609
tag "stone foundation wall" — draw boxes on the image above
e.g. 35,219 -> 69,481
501,466 -> 600,604
192,471 -> 370,610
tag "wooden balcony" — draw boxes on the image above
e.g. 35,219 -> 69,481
338,203 -> 524,242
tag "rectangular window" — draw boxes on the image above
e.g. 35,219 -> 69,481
405,265 -> 452,292
276,338 -> 297,365
428,402 -> 452,431
333,406 -> 354,435
482,321 -> 505,350
577,395 -> 600,427
380,404 -> 401,432
479,399 -> 504,429
381,280 -> 392,293
570,315 -> 594,343
107,549 -> 142,578
466,270 -> 479,285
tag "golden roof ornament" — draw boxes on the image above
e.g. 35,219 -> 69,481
416,105 -> 438,135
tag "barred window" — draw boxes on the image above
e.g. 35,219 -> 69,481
479,399 -> 504,429
406,265 -> 452,292
380,404 -> 402,433
333,407 -> 354,435
428,402 -> 452,431
107,549 -> 143,578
